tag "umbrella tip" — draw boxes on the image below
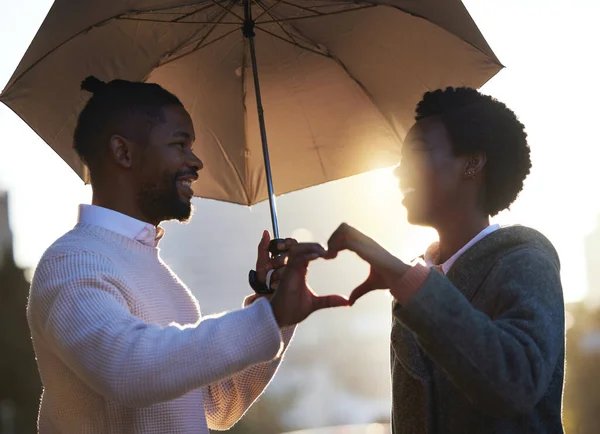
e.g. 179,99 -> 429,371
81,76 -> 106,94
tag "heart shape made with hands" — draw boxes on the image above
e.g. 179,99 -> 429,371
321,223 -> 410,305
264,224 -> 410,328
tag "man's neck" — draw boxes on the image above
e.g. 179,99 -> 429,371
91,194 -> 156,227
436,213 -> 490,264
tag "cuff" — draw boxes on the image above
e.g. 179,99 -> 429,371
246,297 -> 285,359
389,264 -> 431,306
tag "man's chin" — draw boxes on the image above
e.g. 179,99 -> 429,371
177,203 -> 194,223
164,201 -> 194,224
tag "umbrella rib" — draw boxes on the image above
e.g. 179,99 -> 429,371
2,1 -> 231,91
120,0 -> 229,15
255,0 -> 335,50
173,2 -> 221,22
194,27 -> 240,50
255,0 -> 300,46
118,17 -> 240,24
265,12 -> 404,142
241,45 -> 251,205
156,27 -> 239,69
276,0 -> 324,16
254,0 -> 283,22
140,2 -> 236,77
149,21 -> 239,69
207,0 -> 244,22
255,4 -> 375,24
208,130 -> 251,205
253,26 -> 329,58
190,3 -> 239,50
2,18 -> 113,90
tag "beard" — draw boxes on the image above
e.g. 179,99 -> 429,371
137,170 -> 194,224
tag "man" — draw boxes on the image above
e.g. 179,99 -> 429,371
326,87 -> 564,433
26,76 -> 348,433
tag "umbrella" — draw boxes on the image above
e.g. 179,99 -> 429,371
0,0 -> 501,239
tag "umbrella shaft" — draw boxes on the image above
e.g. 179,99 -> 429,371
243,0 -> 280,239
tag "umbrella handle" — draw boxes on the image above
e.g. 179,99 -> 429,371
268,238 -> 289,258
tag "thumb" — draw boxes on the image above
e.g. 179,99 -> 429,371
311,294 -> 350,312
348,280 -> 377,306
258,230 -> 270,252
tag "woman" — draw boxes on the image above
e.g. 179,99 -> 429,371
327,87 -> 564,433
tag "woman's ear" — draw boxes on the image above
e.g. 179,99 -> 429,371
463,151 -> 487,178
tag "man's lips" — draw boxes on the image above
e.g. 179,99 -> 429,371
176,174 -> 198,197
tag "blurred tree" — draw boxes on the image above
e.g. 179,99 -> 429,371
563,303 -> 600,434
0,247 -> 41,433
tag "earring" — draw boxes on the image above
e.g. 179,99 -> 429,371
465,170 -> 475,177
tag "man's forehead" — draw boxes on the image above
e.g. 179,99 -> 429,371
160,106 -> 195,138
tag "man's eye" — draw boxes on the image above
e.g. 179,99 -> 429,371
172,142 -> 185,148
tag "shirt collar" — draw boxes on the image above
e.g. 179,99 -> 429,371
423,224 -> 501,274
78,204 -> 164,247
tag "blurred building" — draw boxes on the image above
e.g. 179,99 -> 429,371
0,192 -> 12,267
561,213 -> 600,433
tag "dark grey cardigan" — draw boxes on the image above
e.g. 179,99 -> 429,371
390,226 -> 565,433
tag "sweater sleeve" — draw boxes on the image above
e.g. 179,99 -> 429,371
203,325 -> 295,431
390,247 -> 564,417
28,252 -> 284,408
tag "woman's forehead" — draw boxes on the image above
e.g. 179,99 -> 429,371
405,117 -> 451,148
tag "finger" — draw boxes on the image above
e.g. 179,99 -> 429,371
325,223 -> 351,258
258,230 -> 271,252
348,280 -> 377,305
256,230 -> 271,269
288,243 -> 326,261
270,267 -> 285,284
268,253 -> 289,270
272,237 -> 298,255
327,224 -> 383,264
288,251 -> 322,269
312,294 -> 350,311
243,294 -> 258,306
283,238 -> 298,248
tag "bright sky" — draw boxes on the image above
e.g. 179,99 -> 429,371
1,0 -> 599,303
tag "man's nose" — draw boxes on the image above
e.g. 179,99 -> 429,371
187,151 -> 203,171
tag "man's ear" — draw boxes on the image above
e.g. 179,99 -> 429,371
109,134 -> 134,169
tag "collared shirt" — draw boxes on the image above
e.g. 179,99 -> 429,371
78,204 -> 164,247
423,224 -> 501,274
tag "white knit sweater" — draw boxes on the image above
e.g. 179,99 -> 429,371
27,223 -> 294,433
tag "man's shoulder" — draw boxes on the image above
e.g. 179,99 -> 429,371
30,227 -> 130,299
37,225 -> 118,268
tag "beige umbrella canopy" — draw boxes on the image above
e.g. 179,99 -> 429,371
0,0 -> 501,238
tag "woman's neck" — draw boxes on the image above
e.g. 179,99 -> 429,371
436,214 -> 490,264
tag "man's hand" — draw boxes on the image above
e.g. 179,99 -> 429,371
243,292 -> 271,307
254,231 -> 298,293
269,243 -> 349,327
326,223 -> 410,305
